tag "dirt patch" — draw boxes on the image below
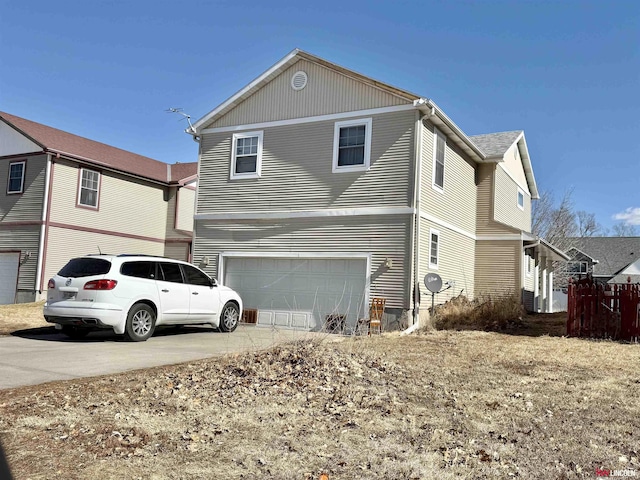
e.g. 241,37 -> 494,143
1,331 -> 638,479
0,301 -> 49,336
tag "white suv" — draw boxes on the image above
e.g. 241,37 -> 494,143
43,254 -> 243,341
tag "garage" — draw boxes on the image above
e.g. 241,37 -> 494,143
0,252 -> 20,305
222,255 -> 368,331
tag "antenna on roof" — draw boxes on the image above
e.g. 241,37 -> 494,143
166,108 -> 196,134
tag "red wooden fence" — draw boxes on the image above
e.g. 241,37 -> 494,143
567,277 -> 640,341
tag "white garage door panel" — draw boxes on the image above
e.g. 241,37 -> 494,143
0,253 -> 20,305
225,257 -> 367,331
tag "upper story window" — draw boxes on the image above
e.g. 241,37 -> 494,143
231,131 -> 263,179
433,128 -> 446,192
7,161 -> 26,194
568,261 -> 588,274
429,229 -> 440,269
517,188 -> 525,210
332,118 -> 372,173
78,168 -> 100,209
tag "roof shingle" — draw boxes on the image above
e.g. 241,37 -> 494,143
0,111 -> 196,184
469,131 -> 523,158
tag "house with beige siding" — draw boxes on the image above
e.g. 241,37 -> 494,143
0,112 -> 197,304
187,49 -> 567,332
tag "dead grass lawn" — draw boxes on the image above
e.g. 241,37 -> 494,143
1,318 -> 638,479
0,301 -> 49,335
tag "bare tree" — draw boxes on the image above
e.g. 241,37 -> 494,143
576,210 -> 603,237
532,189 -> 578,249
611,222 -> 638,236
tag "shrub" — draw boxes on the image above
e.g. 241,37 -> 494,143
431,293 -> 524,331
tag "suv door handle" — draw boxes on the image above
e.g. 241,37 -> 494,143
192,292 -> 199,295
161,289 -> 169,293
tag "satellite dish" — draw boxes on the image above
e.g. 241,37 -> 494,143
424,273 -> 442,293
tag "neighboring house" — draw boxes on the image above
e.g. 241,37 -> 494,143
187,49 -> 567,332
557,237 -> 640,286
0,112 -> 197,304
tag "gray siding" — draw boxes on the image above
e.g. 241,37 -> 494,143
193,215 -> 412,309
476,163 -> 520,235
494,165 -> 531,232
475,240 -> 521,298
0,154 -> 47,223
207,60 -> 411,129
198,110 -> 415,213
0,225 -> 40,301
420,121 -> 477,235
418,217 -> 475,304
164,242 -> 190,262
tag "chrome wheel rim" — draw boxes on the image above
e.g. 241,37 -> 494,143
222,306 -> 238,330
132,310 -> 153,337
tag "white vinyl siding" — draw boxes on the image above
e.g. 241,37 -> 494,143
231,131 -> 263,179
198,110 -> 415,214
332,118 -> 372,173
494,166 -> 531,232
78,168 -> 100,208
7,161 -> 25,194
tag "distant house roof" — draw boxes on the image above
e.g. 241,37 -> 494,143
469,131 -> 523,157
565,237 -> 640,278
0,111 -> 196,185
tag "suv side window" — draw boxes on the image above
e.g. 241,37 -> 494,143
158,262 -> 184,283
120,261 -> 155,279
182,264 -> 212,287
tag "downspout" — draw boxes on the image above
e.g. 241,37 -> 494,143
406,109 -> 431,332
35,153 -> 52,298
189,129 -> 202,266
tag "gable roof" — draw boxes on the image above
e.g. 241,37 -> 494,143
191,49 -> 538,196
0,111 -> 196,185
565,237 -> 640,277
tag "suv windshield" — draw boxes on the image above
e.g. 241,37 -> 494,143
58,258 -> 111,278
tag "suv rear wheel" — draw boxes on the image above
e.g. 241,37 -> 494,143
125,303 -> 156,342
219,302 -> 239,333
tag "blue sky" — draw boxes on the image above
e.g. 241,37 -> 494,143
1,0 -> 638,231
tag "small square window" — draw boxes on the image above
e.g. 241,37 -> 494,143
332,118 -> 372,173
7,161 -> 25,194
78,168 -> 100,208
429,229 -> 440,269
231,131 -> 263,179
517,188 -> 525,210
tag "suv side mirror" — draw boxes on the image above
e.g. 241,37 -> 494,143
210,277 -> 218,288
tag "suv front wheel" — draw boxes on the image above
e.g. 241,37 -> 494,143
125,303 -> 156,342
219,302 -> 239,333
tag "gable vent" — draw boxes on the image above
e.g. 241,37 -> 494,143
291,71 -> 308,91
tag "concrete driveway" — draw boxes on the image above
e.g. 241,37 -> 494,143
0,325 -> 320,390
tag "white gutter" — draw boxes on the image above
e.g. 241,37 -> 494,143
35,154 -> 52,295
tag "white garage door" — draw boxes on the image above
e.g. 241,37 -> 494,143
224,257 -> 367,331
0,253 -> 19,305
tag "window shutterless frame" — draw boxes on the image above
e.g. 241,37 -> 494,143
230,131 -> 263,179
517,188 -> 525,210
7,160 -> 26,194
429,228 -> 440,269
77,168 -> 101,209
432,127 -> 445,192
332,118 -> 372,173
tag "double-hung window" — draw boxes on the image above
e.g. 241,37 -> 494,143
7,161 -> 25,194
433,128 -> 446,191
231,131 -> 263,179
78,168 -> 100,208
429,229 -> 440,269
332,118 -> 372,173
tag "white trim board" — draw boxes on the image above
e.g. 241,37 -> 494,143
195,206 -> 416,221
201,104 -> 415,134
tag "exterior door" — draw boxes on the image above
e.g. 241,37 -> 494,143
181,264 -> 219,321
